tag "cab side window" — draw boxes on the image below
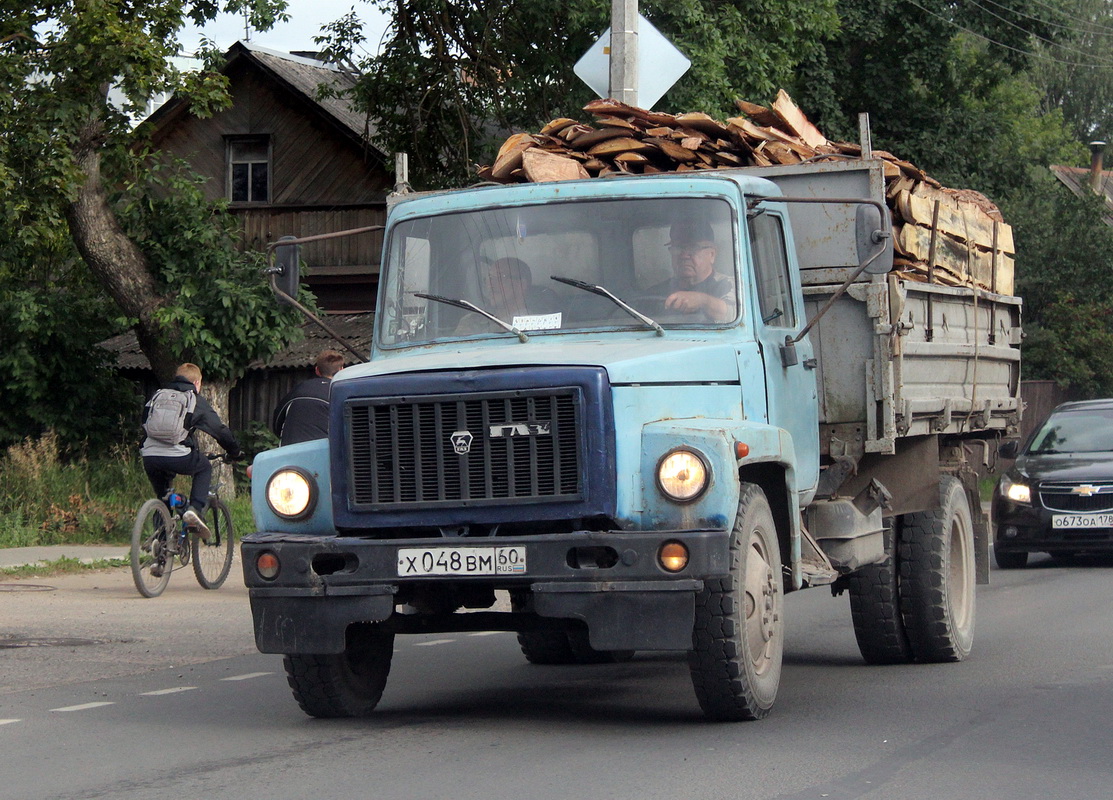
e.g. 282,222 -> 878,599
749,214 -> 796,328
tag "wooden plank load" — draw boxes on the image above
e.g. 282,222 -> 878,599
478,90 -> 1014,295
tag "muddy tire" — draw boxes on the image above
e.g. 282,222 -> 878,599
688,483 -> 783,721
847,520 -> 914,664
899,476 -> 976,662
283,624 -> 394,718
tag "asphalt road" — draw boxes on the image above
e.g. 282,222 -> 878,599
2,553 -> 1112,800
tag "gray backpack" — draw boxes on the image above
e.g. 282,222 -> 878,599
143,388 -> 197,446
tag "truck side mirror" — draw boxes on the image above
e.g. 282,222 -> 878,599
273,235 -> 301,302
855,205 -> 893,275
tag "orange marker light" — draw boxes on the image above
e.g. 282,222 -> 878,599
256,551 -> 280,580
659,541 -> 689,572
735,441 -> 750,459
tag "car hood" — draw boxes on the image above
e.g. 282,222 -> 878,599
1014,452 -> 1113,483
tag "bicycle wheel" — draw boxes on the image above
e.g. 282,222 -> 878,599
192,498 -> 234,589
131,499 -> 174,598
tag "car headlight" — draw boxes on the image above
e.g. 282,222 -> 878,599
266,468 -> 317,519
657,449 -> 710,502
999,473 -> 1031,504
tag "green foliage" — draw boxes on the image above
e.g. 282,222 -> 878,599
1022,294 -> 1113,398
0,432 -> 150,547
111,155 -> 309,382
317,0 -> 838,189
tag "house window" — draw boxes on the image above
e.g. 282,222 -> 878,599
227,136 -> 270,203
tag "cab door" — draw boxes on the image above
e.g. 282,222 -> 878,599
746,209 -> 820,499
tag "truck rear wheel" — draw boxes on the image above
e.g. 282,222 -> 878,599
688,483 -> 783,721
898,476 -> 975,662
283,624 -> 394,718
517,629 -> 635,664
847,520 -> 914,664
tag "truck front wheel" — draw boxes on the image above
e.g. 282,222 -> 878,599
688,483 -> 783,721
898,476 -> 976,662
283,624 -> 394,718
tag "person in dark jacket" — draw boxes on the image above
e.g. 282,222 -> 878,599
140,363 -> 243,547
272,349 -> 345,446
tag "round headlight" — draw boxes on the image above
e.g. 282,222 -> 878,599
266,468 -> 317,519
657,449 -> 709,502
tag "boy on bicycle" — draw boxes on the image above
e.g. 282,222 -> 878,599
140,363 -> 243,546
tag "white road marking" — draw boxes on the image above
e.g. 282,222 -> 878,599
467,631 -> 503,637
414,639 -> 456,647
0,719 -> 21,726
140,687 -> 197,696
51,702 -> 115,713
220,672 -> 274,682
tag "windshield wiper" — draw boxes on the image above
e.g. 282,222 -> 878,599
550,276 -> 664,337
414,293 -> 528,343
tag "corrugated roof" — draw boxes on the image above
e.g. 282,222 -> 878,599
100,313 -> 374,372
1050,165 -> 1113,227
236,43 -> 383,156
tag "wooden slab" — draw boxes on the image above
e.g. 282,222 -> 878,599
771,89 -> 827,149
522,148 -> 590,182
895,189 -> 1015,253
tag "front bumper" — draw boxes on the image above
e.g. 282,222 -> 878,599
241,528 -> 731,654
993,499 -> 1113,554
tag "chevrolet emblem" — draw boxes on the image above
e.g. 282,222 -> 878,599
1071,484 -> 1101,497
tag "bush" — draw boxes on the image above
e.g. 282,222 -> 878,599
0,432 -> 149,547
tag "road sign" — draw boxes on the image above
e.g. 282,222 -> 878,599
573,14 -> 690,110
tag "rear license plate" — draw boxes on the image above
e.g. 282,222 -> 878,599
397,546 -> 527,576
1052,514 -> 1113,529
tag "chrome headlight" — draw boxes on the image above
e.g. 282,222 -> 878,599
999,473 -> 1031,505
266,468 -> 317,519
656,449 -> 710,502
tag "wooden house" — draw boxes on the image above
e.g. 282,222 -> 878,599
142,41 -> 392,312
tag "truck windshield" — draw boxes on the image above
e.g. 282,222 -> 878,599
378,196 -> 738,345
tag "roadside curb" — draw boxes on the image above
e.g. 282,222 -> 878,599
0,545 -> 130,570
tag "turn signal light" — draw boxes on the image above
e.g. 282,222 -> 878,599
256,551 -> 280,580
735,441 -> 750,459
659,541 -> 689,572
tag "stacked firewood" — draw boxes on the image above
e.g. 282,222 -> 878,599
478,91 -> 1014,294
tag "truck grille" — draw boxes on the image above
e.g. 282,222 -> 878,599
348,388 -> 582,508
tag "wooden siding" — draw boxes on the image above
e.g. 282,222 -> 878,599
150,62 -> 390,207
232,205 -> 385,273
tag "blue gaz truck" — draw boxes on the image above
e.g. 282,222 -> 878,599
243,158 -> 1021,720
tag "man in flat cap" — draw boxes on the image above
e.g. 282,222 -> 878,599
652,221 -> 735,323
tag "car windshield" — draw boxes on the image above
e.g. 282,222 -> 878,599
1027,407 -> 1113,454
378,196 -> 739,346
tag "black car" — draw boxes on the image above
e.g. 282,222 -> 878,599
993,399 -> 1113,568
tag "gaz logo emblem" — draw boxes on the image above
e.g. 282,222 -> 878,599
450,430 -> 474,454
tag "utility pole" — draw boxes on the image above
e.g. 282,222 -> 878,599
609,0 -> 638,105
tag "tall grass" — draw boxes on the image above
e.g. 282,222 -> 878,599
0,432 -> 256,548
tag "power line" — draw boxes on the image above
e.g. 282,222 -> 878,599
961,0 -> 1113,64
977,0 -> 1113,38
902,0 -> 1113,67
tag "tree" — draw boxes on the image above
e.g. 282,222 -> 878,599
0,0 -> 301,398
316,0 -> 838,189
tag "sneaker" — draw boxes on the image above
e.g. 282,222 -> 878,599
182,508 -> 211,543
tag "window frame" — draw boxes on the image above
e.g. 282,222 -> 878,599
226,135 -> 272,204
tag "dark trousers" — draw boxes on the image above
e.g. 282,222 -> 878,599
143,450 -> 211,514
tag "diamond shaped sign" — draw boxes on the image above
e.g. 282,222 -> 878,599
573,14 -> 690,111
